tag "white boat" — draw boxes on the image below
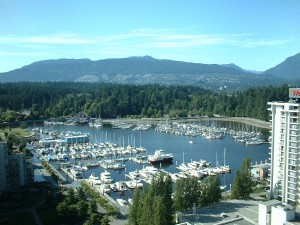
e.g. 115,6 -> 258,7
128,169 -> 141,180
112,162 -> 126,170
88,173 -> 102,185
148,149 -> 173,164
139,166 -> 159,181
86,162 -> 99,168
189,140 -> 194,144
100,170 -> 113,184
116,198 -> 128,206
176,162 -> 189,172
188,169 -> 206,179
220,184 -> 227,191
70,168 -> 83,180
114,181 -> 128,192
99,183 -> 111,193
125,180 -> 143,189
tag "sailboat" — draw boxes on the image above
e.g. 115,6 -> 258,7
220,148 -> 228,191
136,130 -> 146,152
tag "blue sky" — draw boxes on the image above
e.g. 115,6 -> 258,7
0,0 -> 299,72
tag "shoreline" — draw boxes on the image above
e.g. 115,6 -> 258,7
102,116 -> 271,130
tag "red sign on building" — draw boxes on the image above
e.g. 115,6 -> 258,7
289,88 -> 300,98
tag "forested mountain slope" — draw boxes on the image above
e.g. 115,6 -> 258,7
0,82 -> 291,122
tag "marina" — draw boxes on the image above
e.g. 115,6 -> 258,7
30,120 -> 269,210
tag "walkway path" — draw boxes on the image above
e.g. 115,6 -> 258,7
103,116 -> 271,129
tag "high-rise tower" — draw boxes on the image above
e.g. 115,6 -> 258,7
268,88 -> 300,208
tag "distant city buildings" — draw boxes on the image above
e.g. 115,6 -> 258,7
0,142 -> 34,194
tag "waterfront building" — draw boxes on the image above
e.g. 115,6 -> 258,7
251,162 -> 270,181
65,134 -> 89,144
0,142 -> 34,194
259,88 -> 300,224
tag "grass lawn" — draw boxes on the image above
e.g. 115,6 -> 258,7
0,128 -> 34,138
0,212 -> 36,225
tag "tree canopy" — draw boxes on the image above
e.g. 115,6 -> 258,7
231,157 -> 256,199
0,82 -> 291,123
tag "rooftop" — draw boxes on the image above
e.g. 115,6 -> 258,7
259,199 -> 281,207
178,199 -> 259,225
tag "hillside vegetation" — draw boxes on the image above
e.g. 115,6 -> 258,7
0,82 -> 292,123
0,56 -> 286,90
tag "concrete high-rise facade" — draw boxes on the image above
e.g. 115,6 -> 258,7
0,142 -> 9,194
258,88 -> 300,225
0,141 -> 33,194
268,88 -> 300,208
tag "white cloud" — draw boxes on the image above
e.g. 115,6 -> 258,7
0,29 -> 292,54
0,33 -> 93,45
240,39 -> 292,48
0,50 -> 48,57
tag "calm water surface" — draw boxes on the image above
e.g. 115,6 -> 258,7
39,122 -> 269,199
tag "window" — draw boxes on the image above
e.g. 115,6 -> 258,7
290,130 -> 297,135
289,171 -> 296,177
289,177 -> 296,182
289,159 -> 296,165
288,188 -> 295,194
290,142 -> 297,147
288,183 -> 296,189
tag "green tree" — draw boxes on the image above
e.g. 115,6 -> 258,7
173,178 -> 188,211
139,189 -> 154,225
65,188 -> 77,205
128,188 -> 141,225
240,157 -> 256,198
77,200 -> 88,218
199,176 -> 221,206
231,158 -> 255,199
129,173 -> 174,225
153,196 -> 167,225
101,216 -> 110,225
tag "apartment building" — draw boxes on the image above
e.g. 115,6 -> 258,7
268,94 -> 300,207
0,142 -> 34,194
259,88 -> 300,224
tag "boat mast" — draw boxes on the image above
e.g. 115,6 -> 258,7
224,147 -> 226,166
139,130 -> 142,147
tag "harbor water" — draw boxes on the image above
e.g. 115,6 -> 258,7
33,121 -> 270,202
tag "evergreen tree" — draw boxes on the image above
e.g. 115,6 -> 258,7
199,176 -> 221,206
129,173 -> 174,225
128,188 -> 141,225
240,157 -> 256,198
140,189 -> 154,225
153,196 -> 167,225
231,158 -> 255,199
173,178 -> 187,212
231,170 -> 242,199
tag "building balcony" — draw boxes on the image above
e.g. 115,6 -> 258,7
287,195 -> 297,202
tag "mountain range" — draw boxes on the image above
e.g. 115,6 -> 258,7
0,53 -> 299,90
